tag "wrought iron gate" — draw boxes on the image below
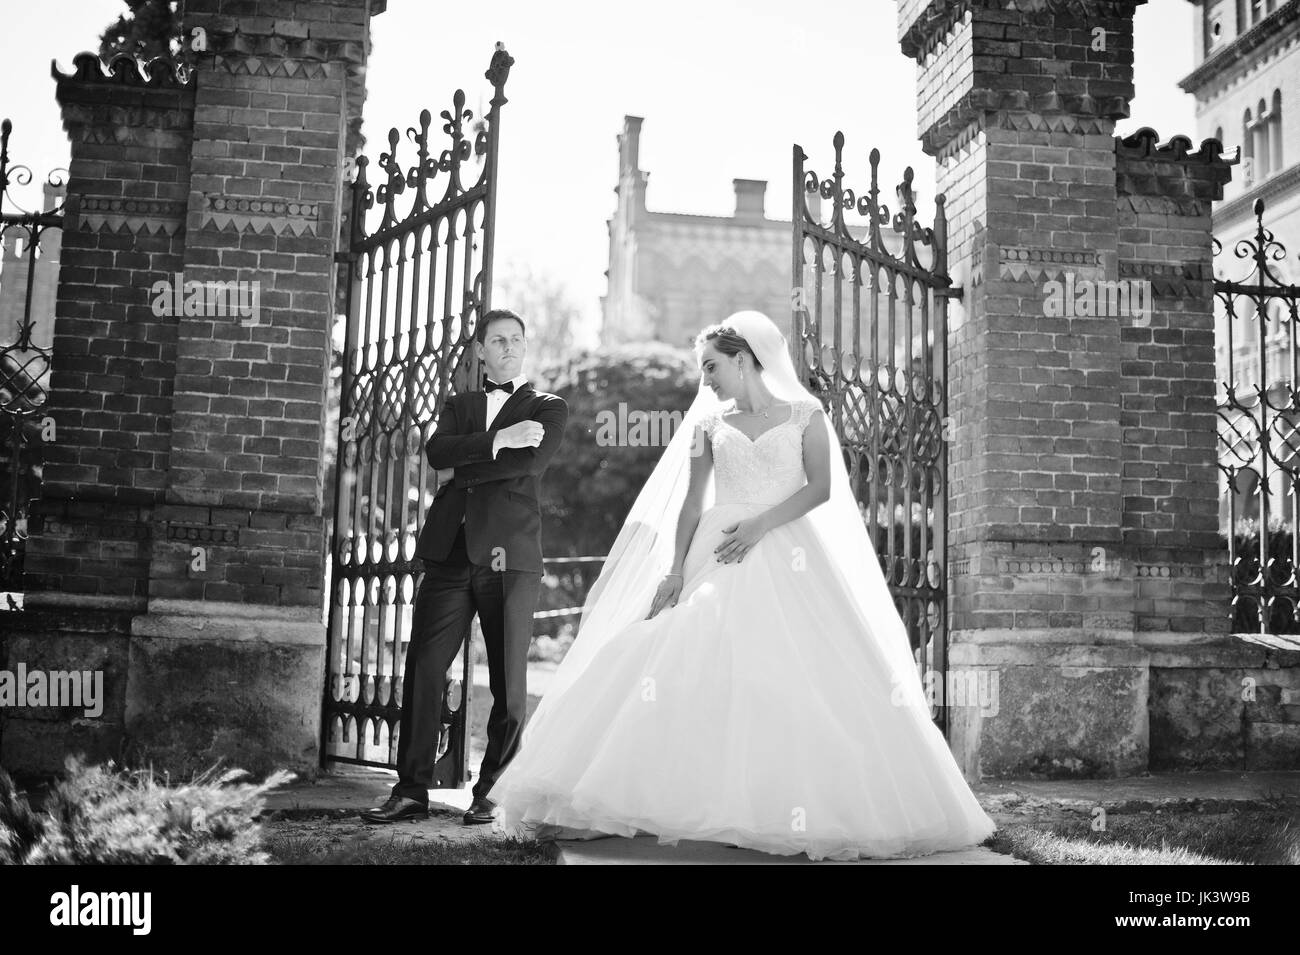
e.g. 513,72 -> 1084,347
791,131 -> 956,731
0,119 -> 64,609
1216,198 -> 1300,635
322,45 -> 513,778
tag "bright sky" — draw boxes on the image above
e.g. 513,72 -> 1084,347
4,0 -> 1199,342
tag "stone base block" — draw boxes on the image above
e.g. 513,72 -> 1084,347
1146,632 -> 1300,771
0,597 -> 324,781
947,636 -> 1150,779
1,602 -> 135,774
124,600 -> 325,779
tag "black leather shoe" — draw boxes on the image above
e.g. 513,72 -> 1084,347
360,795 -> 429,824
463,796 -> 496,825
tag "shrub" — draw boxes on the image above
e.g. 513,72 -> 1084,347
536,344 -> 699,560
0,755 -> 293,864
529,626 -> 576,664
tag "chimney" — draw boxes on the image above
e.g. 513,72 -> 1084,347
615,115 -> 648,221
733,179 -> 766,222
619,115 -> 644,178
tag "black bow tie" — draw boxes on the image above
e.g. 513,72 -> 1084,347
484,378 -> 515,394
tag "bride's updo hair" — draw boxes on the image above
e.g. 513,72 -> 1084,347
695,324 -> 763,370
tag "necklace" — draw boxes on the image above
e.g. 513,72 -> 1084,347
737,397 -> 779,419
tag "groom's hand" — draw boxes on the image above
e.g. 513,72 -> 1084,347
433,467 -> 454,497
496,420 -> 544,450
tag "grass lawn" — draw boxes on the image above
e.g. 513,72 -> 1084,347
987,806 -> 1300,865
265,823 -> 555,865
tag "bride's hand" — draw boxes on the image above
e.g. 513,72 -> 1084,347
715,517 -> 767,563
646,574 -> 683,619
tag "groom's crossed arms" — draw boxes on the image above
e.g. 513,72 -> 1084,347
425,392 -> 569,490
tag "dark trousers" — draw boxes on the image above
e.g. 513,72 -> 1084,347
393,523 -> 542,803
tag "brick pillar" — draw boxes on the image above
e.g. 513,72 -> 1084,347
10,1 -> 379,777
121,0 -> 373,774
5,54 -> 194,771
898,0 -> 1232,778
1114,129 -> 1240,769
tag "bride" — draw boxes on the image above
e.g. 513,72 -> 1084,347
486,310 -> 995,861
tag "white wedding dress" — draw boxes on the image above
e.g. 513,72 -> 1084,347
488,396 -> 996,861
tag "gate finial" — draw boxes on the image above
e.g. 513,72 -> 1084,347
486,43 -> 514,105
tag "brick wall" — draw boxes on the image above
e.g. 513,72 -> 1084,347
27,54 -> 195,603
1115,128 -> 1233,636
898,0 -> 1245,777
7,0 -> 377,777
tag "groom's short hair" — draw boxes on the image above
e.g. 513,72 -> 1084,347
477,308 -> 527,344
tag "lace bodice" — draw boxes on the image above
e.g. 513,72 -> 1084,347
700,398 -> 822,506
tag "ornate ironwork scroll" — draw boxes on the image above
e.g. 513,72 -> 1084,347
1216,198 -> 1300,635
0,119 -> 65,607
323,44 -> 514,777
791,131 -> 958,731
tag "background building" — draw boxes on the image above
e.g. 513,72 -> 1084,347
0,181 -> 62,372
1180,0 -> 1299,532
601,114 -> 922,359
601,115 -> 798,346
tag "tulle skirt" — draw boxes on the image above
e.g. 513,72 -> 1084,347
488,502 -> 997,861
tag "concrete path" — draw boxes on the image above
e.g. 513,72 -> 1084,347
550,836 -> 1021,865
264,764 -> 471,817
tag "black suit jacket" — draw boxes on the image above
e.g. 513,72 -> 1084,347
414,383 -> 568,574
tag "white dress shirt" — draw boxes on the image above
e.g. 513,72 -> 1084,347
485,374 -> 529,454
458,374 -> 528,526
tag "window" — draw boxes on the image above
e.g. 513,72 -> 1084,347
1241,97 -> 1280,188
1233,0 -> 1274,30
1257,98 -> 1272,180
1265,301 -> 1288,390
1270,89 -> 1283,172
1233,297 -> 1261,389
1243,108 -> 1255,186
1207,7 -> 1225,55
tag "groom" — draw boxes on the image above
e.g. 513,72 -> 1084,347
361,308 -> 568,825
